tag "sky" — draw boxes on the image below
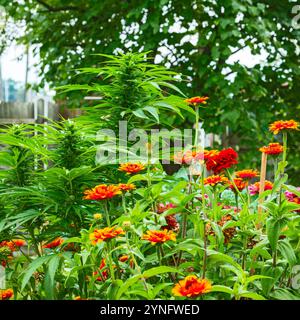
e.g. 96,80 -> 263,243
1,42 -> 268,98
1,43 -> 39,83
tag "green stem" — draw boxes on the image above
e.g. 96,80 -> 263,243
235,193 -> 239,210
282,132 -> 288,170
125,234 -> 149,292
226,169 -> 247,207
279,132 -> 288,205
273,157 -> 278,182
202,221 -> 207,279
157,245 -> 162,265
122,193 -> 128,215
106,242 -> 115,281
194,105 -> 199,147
103,200 -> 110,226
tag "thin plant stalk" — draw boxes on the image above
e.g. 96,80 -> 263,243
257,152 -> 267,226
103,200 -> 111,226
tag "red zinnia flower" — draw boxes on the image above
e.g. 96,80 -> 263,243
184,96 -> 209,106
206,148 -> 238,174
172,276 -> 212,297
269,120 -> 299,135
259,143 -> 284,155
83,184 -> 121,200
90,226 -> 125,245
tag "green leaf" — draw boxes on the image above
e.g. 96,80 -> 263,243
116,274 -> 142,299
211,285 -> 234,295
107,280 -> 124,300
239,292 -> 266,300
266,217 -> 281,252
277,240 -> 297,267
143,266 -> 180,278
143,106 -> 160,123
21,255 -> 52,290
270,289 -> 300,300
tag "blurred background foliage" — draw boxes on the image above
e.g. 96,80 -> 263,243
0,0 -> 299,182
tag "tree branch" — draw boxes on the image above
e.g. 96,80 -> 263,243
36,0 -> 80,12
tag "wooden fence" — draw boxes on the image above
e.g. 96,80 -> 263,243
0,98 -> 60,124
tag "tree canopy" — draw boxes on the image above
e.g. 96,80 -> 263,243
1,0 -> 299,180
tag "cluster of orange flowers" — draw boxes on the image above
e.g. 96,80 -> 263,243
0,239 -> 26,251
204,169 -> 258,193
90,226 -> 125,245
0,288 -> 14,300
0,239 -> 26,267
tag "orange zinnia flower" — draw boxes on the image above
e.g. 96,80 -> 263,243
90,226 -> 125,245
269,120 -> 299,135
172,276 -> 212,297
118,183 -> 136,192
259,142 -> 284,155
43,237 -> 64,249
83,184 -> 121,200
204,175 -> 229,186
235,169 -> 258,180
119,163 -> 145,174
229,178 -> 248,192
142,229 -> 176,244
0,288 -> 14,300
184,96 -> 209,106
